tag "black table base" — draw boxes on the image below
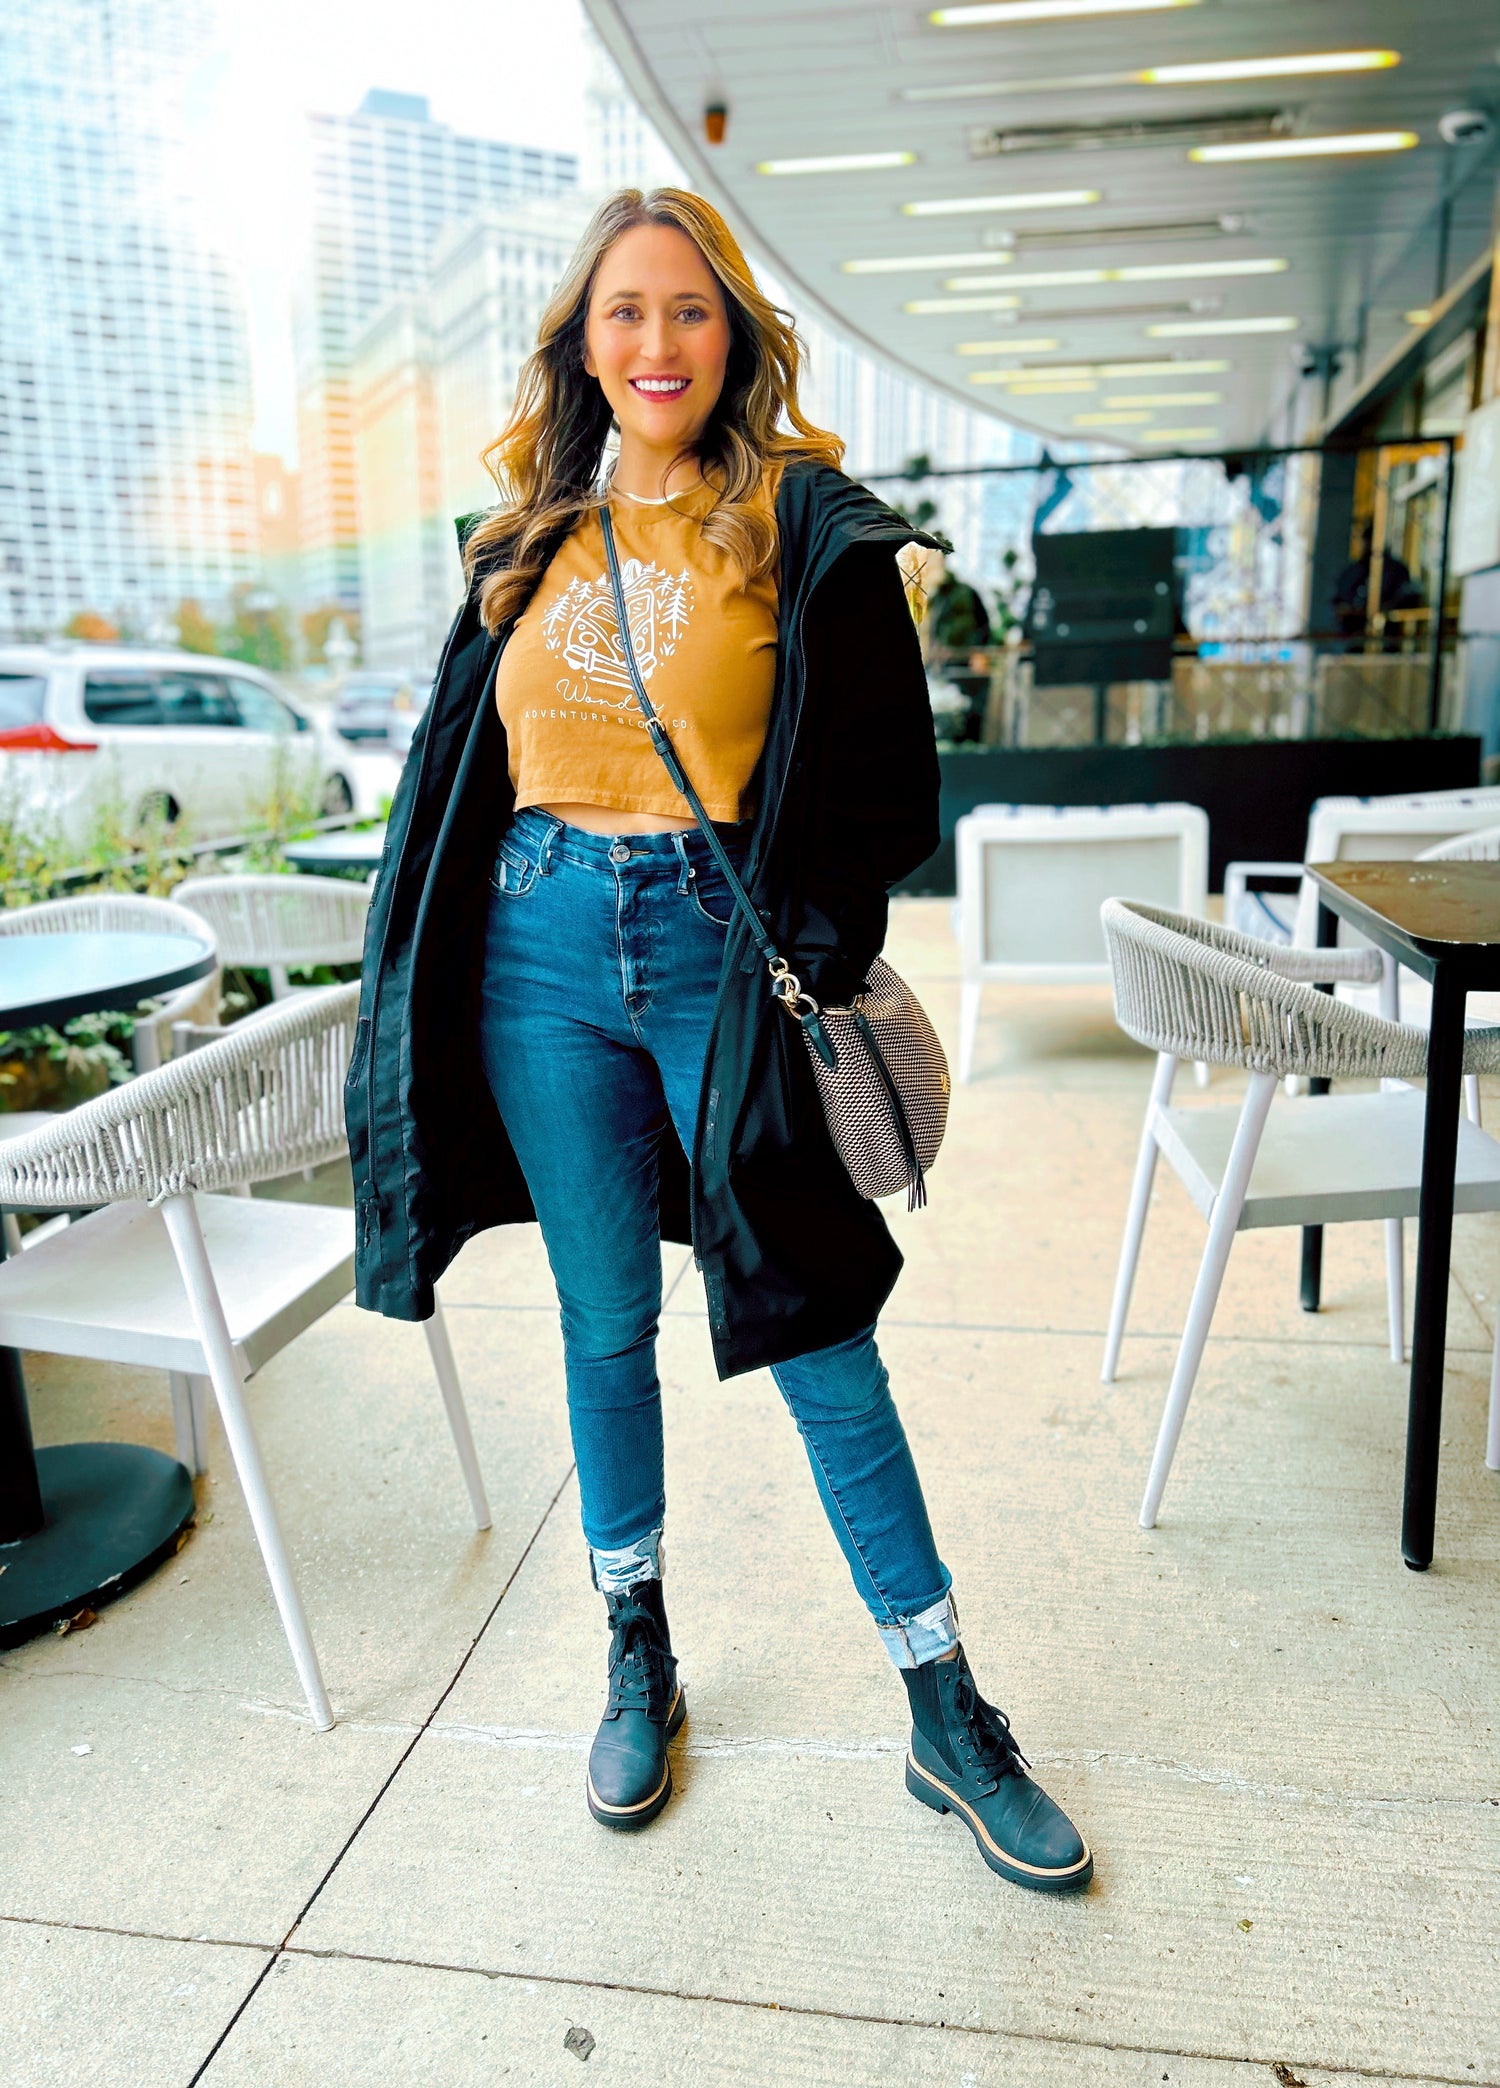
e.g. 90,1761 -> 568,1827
0,1443 -> 195,1648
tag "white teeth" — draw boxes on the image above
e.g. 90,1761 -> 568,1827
633,378 -> 688,393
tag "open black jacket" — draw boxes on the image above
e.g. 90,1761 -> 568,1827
347,461 -> 942,1377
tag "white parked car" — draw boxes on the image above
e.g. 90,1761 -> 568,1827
0,645 -> 372,848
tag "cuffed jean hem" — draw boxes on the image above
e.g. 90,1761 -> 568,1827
877,1591 -> 961,1671
589,1526 -> 664,1594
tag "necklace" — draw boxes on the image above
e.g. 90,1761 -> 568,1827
607,474 -> 707,508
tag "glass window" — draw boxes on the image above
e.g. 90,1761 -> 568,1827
228,676 -> 300,734
83,671 -> 161,725
157,672 -> 238,727
0,673 -> 47,729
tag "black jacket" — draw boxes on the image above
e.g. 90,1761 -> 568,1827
347,461 -> 942,1377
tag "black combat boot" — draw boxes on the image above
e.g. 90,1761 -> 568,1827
586,1577 -> 685,1830
902,1647 -> 1092,1892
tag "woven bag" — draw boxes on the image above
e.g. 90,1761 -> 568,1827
600,502 -> 949,1208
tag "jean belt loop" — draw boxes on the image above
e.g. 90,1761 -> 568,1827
539,814 -> 563,877
671,829 -> 693,895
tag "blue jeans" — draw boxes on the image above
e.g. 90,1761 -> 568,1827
478,808 -> 956,1670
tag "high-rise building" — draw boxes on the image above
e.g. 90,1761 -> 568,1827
352,200 -> 588,671
0,0 -> 256,641
295,90 -> 577,627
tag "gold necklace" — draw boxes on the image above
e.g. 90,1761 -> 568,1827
608,475 -> 706,508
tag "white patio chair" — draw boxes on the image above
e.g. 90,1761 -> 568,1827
0,984 -> 490,1730
0,893 -> 222,1071
173,873 -> 370,999
1099,899 -> 1500,1526
954,802 -> 1209,1083
1222,788 -> 1500,949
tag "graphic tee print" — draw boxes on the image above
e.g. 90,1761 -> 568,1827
493,473 -> 780,824
540,558 -> 695,700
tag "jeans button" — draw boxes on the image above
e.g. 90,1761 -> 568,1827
609,842 -> 631,864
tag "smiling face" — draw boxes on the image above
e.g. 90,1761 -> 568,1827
582,221 -> 733,473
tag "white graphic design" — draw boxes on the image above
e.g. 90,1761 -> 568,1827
541,557 -> 693,708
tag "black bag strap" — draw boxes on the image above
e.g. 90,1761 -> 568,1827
599,498 -> 833,1056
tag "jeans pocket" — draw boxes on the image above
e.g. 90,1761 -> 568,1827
685,863 -> 736,928
491,836 -> 541,898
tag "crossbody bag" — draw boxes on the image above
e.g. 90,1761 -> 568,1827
599,500 -> 949,1209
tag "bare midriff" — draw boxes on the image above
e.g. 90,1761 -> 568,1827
537,802 -> 697,835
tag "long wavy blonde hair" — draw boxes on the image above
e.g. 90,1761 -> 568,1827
463,188 -> 845,634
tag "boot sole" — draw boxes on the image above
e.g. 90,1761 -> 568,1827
587,1689 -> 687,1831
905,1753 -> 1094,1894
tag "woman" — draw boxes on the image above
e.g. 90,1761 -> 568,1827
348,188 -> 1091,1894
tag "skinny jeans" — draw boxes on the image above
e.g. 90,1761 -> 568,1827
477,809 -> 956,1669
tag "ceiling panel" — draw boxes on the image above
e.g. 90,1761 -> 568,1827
586,0 -> 1499,451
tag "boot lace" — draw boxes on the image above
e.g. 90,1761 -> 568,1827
606,1597 -> 674,1720
951,1662 -> 1029,1786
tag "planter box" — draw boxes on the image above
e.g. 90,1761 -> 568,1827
901,735 -> 1483,897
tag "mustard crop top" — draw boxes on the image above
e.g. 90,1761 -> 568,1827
493,472 -> 780,824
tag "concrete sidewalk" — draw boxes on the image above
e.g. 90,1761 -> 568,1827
3,898 -> 1497,2086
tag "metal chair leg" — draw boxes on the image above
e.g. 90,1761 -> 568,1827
1139,1071 -> 1277,1529
168,1370 -> 211,1476
1383,1220 -> 1405,1364
1103,1051 -> 1177,1384
957,980 -> 982,1085
422,1297 -> 492,1531
159,1192 -> 334,1730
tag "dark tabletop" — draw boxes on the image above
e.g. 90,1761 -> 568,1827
0,931 -> 217,1030
281,827 -> 386,874
1308,860 -> 1500,977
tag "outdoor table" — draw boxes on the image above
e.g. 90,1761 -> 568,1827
0,928 -> 216,1644
1307,859 -> 1500,1571
280,825 -> 386,878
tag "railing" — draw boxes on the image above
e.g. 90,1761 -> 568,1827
4,810 -> 378,909
867,436 -> 1461,749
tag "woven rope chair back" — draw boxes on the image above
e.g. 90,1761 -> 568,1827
1417,823 -> 1500,863
0,982 -> 360,1208
0,892 -> 216,948
173,874 -> 370,972
1100,898 -> 1434,1083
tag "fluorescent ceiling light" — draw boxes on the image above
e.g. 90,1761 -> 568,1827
1190,130 -> 1417,163
931,0 -> 1198,24
756,151 -> 917,175
1000,379 -> 1099,394
953,338 -> 1062,355
943,258 -> 1286,289
907,295 -> 1022,313
973,359 -> 1236,380
903,189 -> 1100,217
969,357 -> 1229,379
906,50 -> 1396,100
1147,316 -> 1296,336
1074,411 -> 1153,425
1404,307 -> 1433,326
1104,391 -> 1222,405
1143,49 -> 1399,84
1141,428 -> 1220,441
843,251 -> 1012,274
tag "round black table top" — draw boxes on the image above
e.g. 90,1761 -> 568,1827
281,826 -> 386,875
0,931 -> 217,1030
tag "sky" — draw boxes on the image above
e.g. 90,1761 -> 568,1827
184,0 -> 597,459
